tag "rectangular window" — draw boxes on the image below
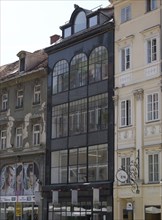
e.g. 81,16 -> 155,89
1,130 -> 7,149
16,127 -> 22,148
121,157 -> 130,183
16,90 -> 23,108
2,93 -> 8,111
33,85 -> 40,104
121,100 -> 131,127
20,58 -> 25,72
121,47 -> 130,72
33,124 -> 40,145
148,154 -> 159,182
147,38 -> 157,63
121,5 -> 131,23
89,94 -> 108,132
146,0 -> 157,11
89,15 -> 97,27
147,93 -> 159,121
52,104 -> 68,138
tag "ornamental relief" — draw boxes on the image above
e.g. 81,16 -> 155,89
144,124 -> 161,136
118,128 -> 134,141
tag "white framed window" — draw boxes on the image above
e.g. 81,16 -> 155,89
121,5 -> 131,23
147,37 -> 157,64
121,157 -> 130,183
148,153 -> 159,182
16,127 -> 22,148
16,90 -> 23,108
33,124 -> 40,146
120,99 -> 131,127
147,93 -> 159,121
146,0 -> 157,11
121,47 -> 130,72
1,130 -> 7,149
34,85 -> 40,104
2,93 -> 8,111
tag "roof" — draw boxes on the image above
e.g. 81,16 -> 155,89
0,49 -> 48,81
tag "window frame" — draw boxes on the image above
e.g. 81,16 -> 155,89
1,130 -> 7,150
121,157 -> 131,183
16,127 -> 23,148
121,5 -> 131,23
16,89 -> 23,108
120,99 -> 132,127
146,92 -> 159,122
148,153 -> 159,182
146,0 -> 157,12
33,84 -> 41,104
146,37 -> 157,64
33,124 -> 40,146
120,46 -> 131,72
2,93 -> 8,111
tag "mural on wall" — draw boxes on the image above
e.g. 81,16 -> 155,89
0,162 -> 39,196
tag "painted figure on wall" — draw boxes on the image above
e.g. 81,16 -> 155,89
0,165 -> 15,196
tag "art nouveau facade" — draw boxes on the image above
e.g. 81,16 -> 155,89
111,0 -> 162,219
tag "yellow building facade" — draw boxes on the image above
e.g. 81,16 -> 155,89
111,0 -> 162,219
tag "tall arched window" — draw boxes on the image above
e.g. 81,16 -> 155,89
89,46 -> 108,83
70,53 -> 87,89
74,11 -> 86,33
53,60 -> 69,94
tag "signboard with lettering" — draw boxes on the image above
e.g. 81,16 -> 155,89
116,169 -> 128,183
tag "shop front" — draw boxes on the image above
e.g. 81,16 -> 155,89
0,162 -> 40,220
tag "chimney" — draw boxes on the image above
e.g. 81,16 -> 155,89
50,34 -> 60,45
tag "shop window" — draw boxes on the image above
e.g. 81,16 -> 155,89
89,46 -> 108,83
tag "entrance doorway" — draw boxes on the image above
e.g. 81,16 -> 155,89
123,209 -> 133,220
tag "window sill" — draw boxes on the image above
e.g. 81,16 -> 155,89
32,102 -> 41,106
15,106 -> 23,110
145,119 -> 160,124
119,125 -> 132,129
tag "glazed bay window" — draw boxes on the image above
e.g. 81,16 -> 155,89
147,93 -> 159,121
2,93 -> 8,111
89,46 -> 108,83
121,157 -> 130,183
69,98 -> 87,135
51,150 -> 68,184
1,130 -> 7,149
70,53 -> 87,89
33,124 -> 40,145
52,104 -> 68,138
121,99 -> 131,127
121,5 -> 131,23
146,0 -> 157,12
121,47 -> 130,72
33,85 -> 40,104
16,90 -> 23,108
148,153 -> 159,182
88,144 -> 108,181
147,37 -> 157,63
16,127 -> 22,148
89,93 -> 108,131
53,60 -> 69,94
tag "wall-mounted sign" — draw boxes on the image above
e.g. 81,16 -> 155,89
116,169 -> 128,183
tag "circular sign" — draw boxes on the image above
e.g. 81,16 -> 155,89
116,169 -> 128,183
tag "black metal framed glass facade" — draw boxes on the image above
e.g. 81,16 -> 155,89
70,53 -> 87,89
53,60 -> 69,94
89,46 -> 108,83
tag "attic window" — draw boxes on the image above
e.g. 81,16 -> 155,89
74,11 -> 86,33
64,27 -> 71,38
89,15 -> 98,27
20,57 -> 25,72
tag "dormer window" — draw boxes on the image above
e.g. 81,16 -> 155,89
89,15 -> 98,27
74,11 -> 86,33
64,27 -> 72,38
20,57 -> 25,72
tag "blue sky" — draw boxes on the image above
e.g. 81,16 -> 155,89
1,0 -> 109,65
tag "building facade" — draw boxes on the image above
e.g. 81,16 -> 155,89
0,50 -> 47,220
112,0 -> 162,219
44,4 -> 114,220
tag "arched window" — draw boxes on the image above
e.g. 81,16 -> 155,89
74,11 -> 86,33
53,60 -> 69,94
70,53 -> 87,89
89,46 -> 108,83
